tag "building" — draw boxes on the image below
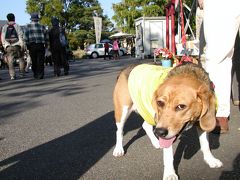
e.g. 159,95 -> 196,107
134,17 -> 167,59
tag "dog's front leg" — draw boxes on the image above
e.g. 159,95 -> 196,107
163,146 -> 178,180
198,130 -> 223,168
142,121 -> 160,148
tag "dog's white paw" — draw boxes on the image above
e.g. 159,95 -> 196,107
113,146 -> 125,157
205,157 -> 223,168
163,173 -> 178,180
163,168 -> 178,180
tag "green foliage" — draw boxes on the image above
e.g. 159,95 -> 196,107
112,0 -> 196,36
26,0 -> 114,50
25,0 -> 196,49
112,0 -> 168,34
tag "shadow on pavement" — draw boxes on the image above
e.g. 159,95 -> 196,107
0,112 -> 143,179
174,126 -> 221,174
220,153 -> 240,180
0,109 -> 226,180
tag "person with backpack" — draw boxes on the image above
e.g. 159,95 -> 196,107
48,17 -> 69,77
1,13 -> 25,80
24,13 -> 49,79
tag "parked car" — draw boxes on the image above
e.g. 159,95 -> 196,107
85,43 -> 127,59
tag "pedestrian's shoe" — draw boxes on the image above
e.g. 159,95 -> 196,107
64,72 -> 69,76
212,117 -> 229,134
233,100 -> 240,106
10,76 -> 16,80
34,74 -> 38,79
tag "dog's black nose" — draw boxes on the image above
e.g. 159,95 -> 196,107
155,128 -> 168,138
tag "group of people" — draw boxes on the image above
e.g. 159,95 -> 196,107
104,39 -> 120,60
0,12 -> 69,80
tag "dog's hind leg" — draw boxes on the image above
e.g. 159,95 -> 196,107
142,121 -> 160,149
198,129 -> 223,168
113,105 -> 133,157
113,66 -> 135,157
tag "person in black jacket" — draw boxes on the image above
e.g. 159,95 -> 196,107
48,17 -> 69,77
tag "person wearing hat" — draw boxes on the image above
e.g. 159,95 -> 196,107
24,12 -> 49,79
48,17 -> 69,77
1,13 -> 25,80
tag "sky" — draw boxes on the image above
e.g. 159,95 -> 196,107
0,0 -> 121,26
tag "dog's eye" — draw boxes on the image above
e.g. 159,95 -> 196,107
157,100 -> 165,107
176,104 -> 186,111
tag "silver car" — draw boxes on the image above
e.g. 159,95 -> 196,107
85,43 -> 127,59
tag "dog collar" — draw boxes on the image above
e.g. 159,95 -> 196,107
183,121 -> 194,131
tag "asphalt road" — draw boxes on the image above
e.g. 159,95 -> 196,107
0,56 -> 239,180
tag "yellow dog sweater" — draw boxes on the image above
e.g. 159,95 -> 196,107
128,64 -> 172,125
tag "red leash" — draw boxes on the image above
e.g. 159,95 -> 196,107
179,0 -> 186,48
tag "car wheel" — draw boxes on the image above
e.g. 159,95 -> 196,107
119,50 -> 124,56
91,52 -> 98,59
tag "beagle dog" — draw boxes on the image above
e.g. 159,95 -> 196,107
113,63 -> 223,180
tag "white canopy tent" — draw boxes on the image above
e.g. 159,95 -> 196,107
109,32 -> 133,39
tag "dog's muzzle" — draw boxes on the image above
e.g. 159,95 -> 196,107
154,127 -> 177,148
154,122 -> 194,139
154,127 -> 168,138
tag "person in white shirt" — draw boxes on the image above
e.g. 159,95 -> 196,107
198,0 -> 240,133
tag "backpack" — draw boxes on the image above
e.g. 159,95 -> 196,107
5,24 -> 19,44
59,31 -> 68,47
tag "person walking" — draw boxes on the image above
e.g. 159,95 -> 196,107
24,13 -> 48,79
1,13 -> 25,80
104,42 -> 110,60
198,0 -> 240,133
112,39 -> 119,60
48,17 -> 69,77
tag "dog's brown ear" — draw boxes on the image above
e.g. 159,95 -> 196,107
152,92 -> 160,121
198,85 -> 216,132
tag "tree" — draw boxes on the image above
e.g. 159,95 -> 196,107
112,0 -> 168,34
26,0 -> 114,50
112,0 -> 196,35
